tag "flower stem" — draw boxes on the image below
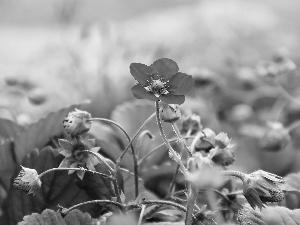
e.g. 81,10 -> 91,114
63,200 -> 125,215
142,200 -> 188,213
89,117 -> 139,198
115,112 -> 156,165
185,185 -> 198,225
221,170 -> 246,181
138,136 -> 195,166
155,101 -> 187,175
138,205 -> 146,225
172,123 -> 192,156
38,167 -> 113,180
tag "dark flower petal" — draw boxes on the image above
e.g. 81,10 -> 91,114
244,187 -> 265,210
151,58 -> 179,80
131,84 -> 158,101
168,72 -> 194,95
130,63 -> 153,86
159,94 -> 185,105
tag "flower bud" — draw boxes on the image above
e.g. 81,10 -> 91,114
214,132 -> 231,149
181,114 -> 203,135
202,128 -> 216,145
243,170 -> 285,210
159,103 -> 181,123
210,147 -> 235,167
13,166 -> 41,195
63,109 -> 92,136
260,122 -> 291,152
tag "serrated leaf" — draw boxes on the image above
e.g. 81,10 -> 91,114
18,209 -> 93,225
261,206 -> 300,225
2,147 -> 94,225
14,102 -> 89,163
0,118 -> 23,139
111,100 -> 173,168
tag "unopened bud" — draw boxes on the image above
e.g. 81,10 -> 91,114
159,103 -> 181,123
181,114 -> 202,135
214,132 -> 231,149
13,166 -> 41,195
63,109 -> 92,136
202,128 -> 216,146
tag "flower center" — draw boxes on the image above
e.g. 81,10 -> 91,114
145,78 -> 169,97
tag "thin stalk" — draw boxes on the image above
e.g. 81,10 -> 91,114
138,136 -> 195,166
115,112 -> 156,198
172,123 -> 192,156
168,128 -> 193,196
185,186 -> 198,225
221,170 -> 246,182
116,113 -> 155,165
38,167 -> 113,180
155,101 -> 187,175
142,200 -> 188,213
89,118 -> 139,198
63,200 -> 124,215
138,205 -> 146,225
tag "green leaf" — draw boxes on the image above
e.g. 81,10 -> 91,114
2,147 -> 93,225
14,102 -> 89,163
0,118 -> 23,139
18,209 -> 93,225
0,141 -> 16,190
280,172 -> 300,209
261,206 -> 300,225
111,100 -> 173,168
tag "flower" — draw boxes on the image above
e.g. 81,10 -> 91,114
186,153 -> 224,189
181,114 -> 203,135
214,132 -> 231,149
159,102 -> 181,123
260,122 -> 291,152
13,166 -> 42,195
243,170 -> 285,210
210,146 -> 235,167
63,109 -> 92,137
130,58 -> 194,104
57,137 -> 101,179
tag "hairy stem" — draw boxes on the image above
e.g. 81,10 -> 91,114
138,205 -> 146,225
138,136 -> 195,166
89,117 -> 139,198
155,101 -> 187,175
63,200 -> 125,215
38,167 -> 113,180
185,186 -> 198,225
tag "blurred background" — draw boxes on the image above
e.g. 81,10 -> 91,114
1,0 -> 300,205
